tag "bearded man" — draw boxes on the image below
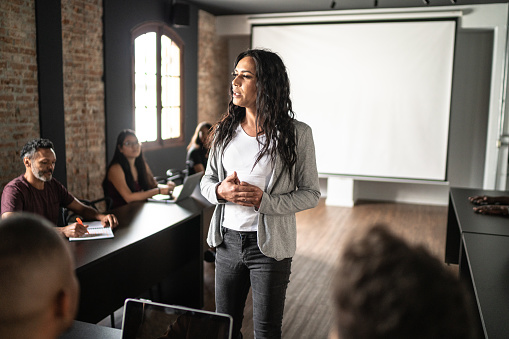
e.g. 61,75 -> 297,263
1,138 -> 117,237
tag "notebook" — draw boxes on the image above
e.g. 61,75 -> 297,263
148,171 -> 203,204
68,220 -> 114,241
121,298 -> 232,339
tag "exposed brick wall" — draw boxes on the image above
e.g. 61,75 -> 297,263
61,0 -> 105,201
0,0 -> 39,193
197,10 -> 229,125
1,2 -> 211,202
0,0 -> 105,202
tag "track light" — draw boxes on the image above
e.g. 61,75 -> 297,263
330,0 -> 336,9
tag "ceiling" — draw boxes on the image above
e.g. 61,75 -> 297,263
183,0 -> 337,16
182,0 -> 508,16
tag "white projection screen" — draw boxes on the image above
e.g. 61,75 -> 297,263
252,20 -> 456,181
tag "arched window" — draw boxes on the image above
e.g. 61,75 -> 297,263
132,23 -> 184,149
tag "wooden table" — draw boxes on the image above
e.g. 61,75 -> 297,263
71,199 -> 204,323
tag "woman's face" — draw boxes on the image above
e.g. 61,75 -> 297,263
119,134 -> 141,159
232,56 -> 257,111
199,126 -> 209,143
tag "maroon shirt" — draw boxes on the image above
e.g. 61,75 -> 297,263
1,174 -> 75,225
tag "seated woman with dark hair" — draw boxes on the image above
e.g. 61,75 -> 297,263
186,121 -> 212,175
103,129 -> 175,209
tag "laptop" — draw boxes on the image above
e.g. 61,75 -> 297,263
121,298 -> 233,339
148,171 -> 203,204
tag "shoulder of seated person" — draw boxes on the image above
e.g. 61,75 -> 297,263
108,163 -> 125,177
109,163 -> 124,171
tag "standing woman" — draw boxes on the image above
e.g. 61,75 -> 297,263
200,49 -> 321,338
186,121 -> 212,175
103,129 -> 174,209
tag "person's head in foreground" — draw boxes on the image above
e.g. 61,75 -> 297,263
0,213 -> 79,339
331,224 -> 479,339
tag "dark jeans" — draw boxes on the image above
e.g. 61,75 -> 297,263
215,227 -> 292,339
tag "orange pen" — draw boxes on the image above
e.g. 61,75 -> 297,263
76,217 -> 89,234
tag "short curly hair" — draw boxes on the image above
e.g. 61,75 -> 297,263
334,224 -> 479,339
20,138 -> 54,160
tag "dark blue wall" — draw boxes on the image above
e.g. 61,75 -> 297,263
103,0 -> 198,177
35,0 -> 67,186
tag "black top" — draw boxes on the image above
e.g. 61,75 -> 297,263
186,146 -> 208,175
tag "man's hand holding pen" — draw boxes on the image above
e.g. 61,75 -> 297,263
60,218 -> 89,238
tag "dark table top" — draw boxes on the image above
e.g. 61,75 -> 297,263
462,232 -> 509,339
59,321 -> 121,339
450,187 -> 509,237
70,198 -> 203,269
70,196 -> 206,323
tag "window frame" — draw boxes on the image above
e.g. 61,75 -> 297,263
131,22 -> 185,150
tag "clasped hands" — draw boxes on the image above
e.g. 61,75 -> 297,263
216,171 -> 263,208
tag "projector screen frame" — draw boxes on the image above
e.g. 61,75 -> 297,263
250,17 -> 458,182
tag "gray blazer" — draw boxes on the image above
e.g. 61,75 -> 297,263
200,120 -> 321,260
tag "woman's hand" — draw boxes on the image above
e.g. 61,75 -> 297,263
216,172 -> 240,201
166,180 -> 176,191
158,184 -> 173,195
217,172 -> 263,208
238,181 -> 263,208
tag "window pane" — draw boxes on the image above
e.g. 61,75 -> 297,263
135,74 -> 157,109
134,32 -> 157,142
161,76 -> 180,107
161,34 -> 181,140
135,32 -> 156,75
161,36 -> 180,77
135,107 -> 157,142
161,107 -> 181,139
132,25 -> 183,147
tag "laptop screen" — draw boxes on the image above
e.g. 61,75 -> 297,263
148,171 -> 203,203
121,299 -> 232,339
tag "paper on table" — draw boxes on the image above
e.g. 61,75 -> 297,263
68,220 -> 114,241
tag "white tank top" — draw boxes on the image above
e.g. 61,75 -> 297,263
222,124 -> 273,231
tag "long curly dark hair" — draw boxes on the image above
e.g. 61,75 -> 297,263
187,121 -> 213,151
209,49 -> 297,178
102,129 -> 151,193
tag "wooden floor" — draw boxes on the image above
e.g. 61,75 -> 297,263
202,198 -> 452,339
104,198 -> 452,338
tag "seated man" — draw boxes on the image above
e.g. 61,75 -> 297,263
0,213 -> 79,338
1,138 -> 118,237
330,224 -> 479,339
